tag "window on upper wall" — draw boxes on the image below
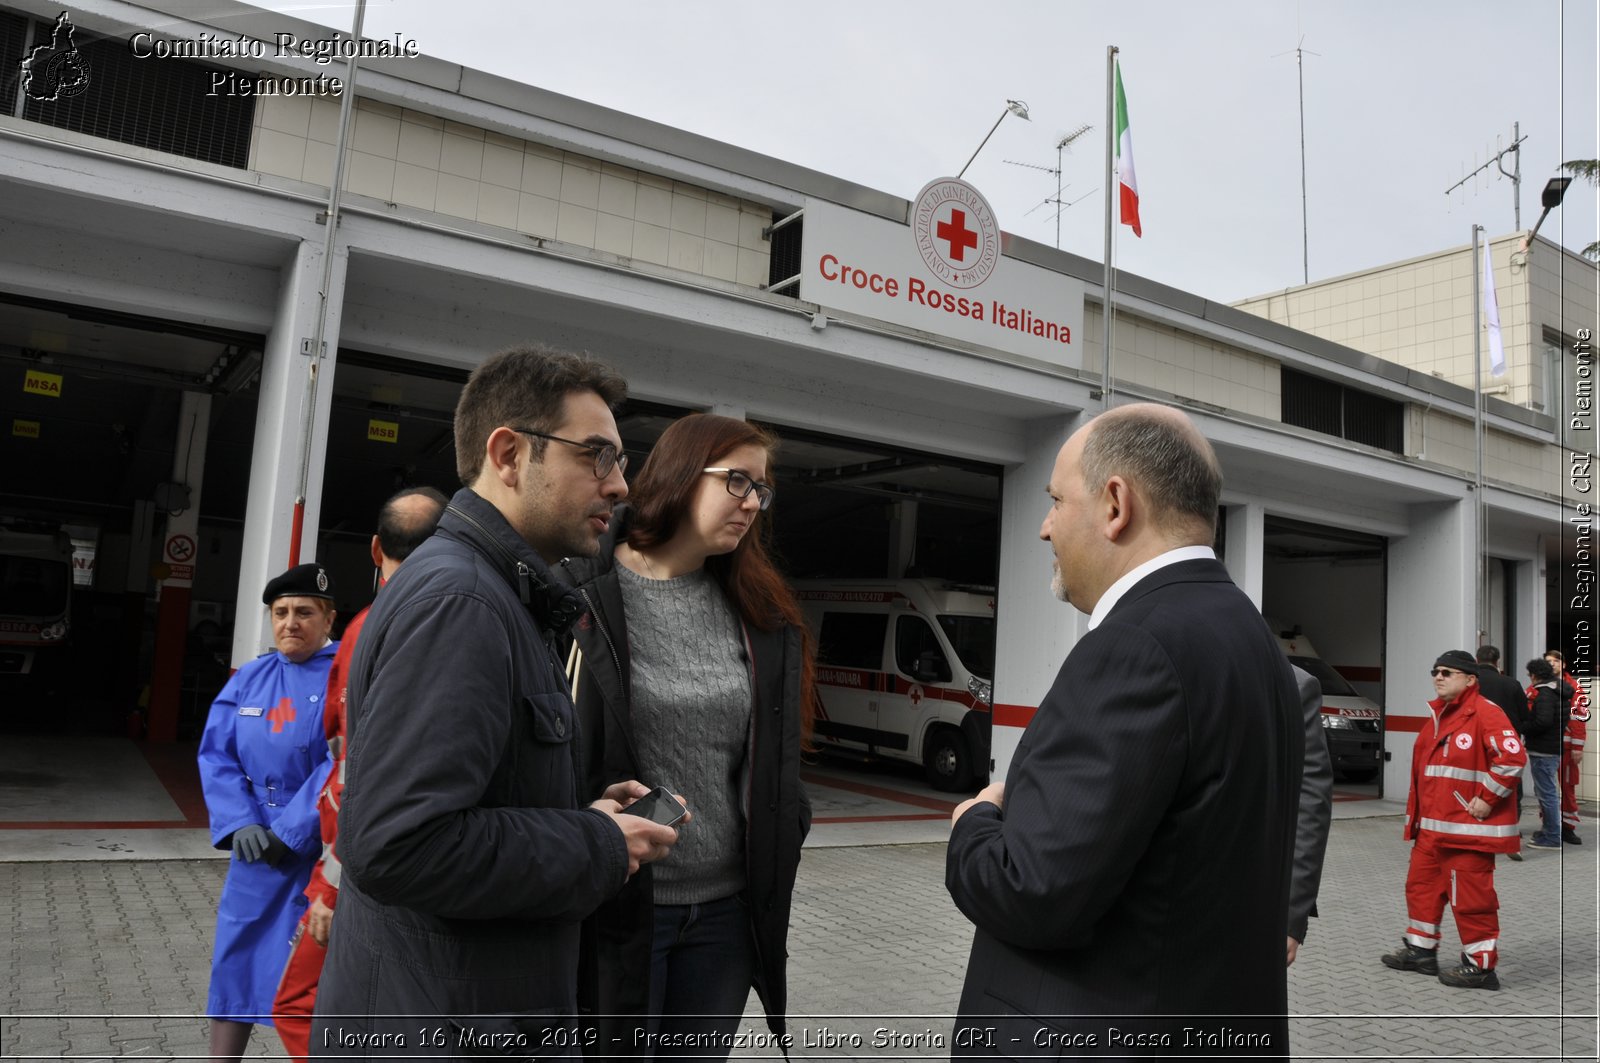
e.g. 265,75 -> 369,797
2,7 -> 255,169
767,212 -> 801,295
1280,366 -> 1404,454
1546,327 -> 1591,450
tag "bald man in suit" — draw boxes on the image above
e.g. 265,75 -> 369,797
947,404 -> 1301,1058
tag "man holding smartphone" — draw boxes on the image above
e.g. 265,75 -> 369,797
312,346 -> 683,1058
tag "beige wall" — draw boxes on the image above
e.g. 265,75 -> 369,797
1082,305 -> 1559,490
1408,405 -> 1563,489
1084,305 -> 1281,421
247,94 -> 773,288
1234,237 -> 1598,426
1234,236 -> 1545,406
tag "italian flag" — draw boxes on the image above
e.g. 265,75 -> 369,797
1115,60 -> 1141,237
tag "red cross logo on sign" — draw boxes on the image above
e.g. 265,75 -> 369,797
266,697 -> 296,734
935,209 -> 978,263
911,177 -> 1001,290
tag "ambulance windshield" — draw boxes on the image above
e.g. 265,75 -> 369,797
937,615 -> 994,680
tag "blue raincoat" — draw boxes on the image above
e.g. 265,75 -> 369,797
198,643 -> 335,1023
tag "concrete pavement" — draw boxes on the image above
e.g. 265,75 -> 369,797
0,740 -> 1595,1061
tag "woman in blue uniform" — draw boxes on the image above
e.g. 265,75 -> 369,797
198,563 -> 337,1062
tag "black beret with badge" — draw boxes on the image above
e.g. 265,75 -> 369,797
262,563 -> 336,605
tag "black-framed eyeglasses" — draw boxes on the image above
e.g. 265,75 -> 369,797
703,467 -> 774,510
513,428 -> 627,479
1430,668 -> 1463,678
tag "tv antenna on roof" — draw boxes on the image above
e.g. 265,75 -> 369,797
1006,123 -> 1092,249
1272,37 -> 1320,285
1445,122 -> 1526,230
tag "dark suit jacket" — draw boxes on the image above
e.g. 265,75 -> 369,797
946,559 -> 1301,1058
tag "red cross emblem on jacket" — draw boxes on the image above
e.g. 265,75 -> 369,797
266,697 -> 296,734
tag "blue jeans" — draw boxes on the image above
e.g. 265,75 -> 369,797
646,895 -> 755,1060
1528,752 -> 1562,844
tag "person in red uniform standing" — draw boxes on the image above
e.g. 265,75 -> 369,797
1382,650 -> 1527,991
273,487 -> 447,1062
1546,650 -> 1589,845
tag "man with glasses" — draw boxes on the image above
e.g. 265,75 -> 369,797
1382,650 -> 1526,991
312,345 -> 681,1057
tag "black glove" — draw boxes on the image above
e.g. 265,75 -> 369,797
260,828 -> 290,868
232,824 -> 269,862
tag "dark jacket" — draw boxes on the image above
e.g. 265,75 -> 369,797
1477,668 -> 1527,732
947,559 -> 1300,1056
1521,680 -> 1571,756
557,506 -> 810,1055
311,488 -> 627,1059
1289,666 -> 1333,944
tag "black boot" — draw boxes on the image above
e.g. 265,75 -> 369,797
1438,954 -> 1500,990
1380,942 -> 1439,975
1563,827 -> 1582,845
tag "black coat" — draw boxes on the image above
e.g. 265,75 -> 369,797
946,559 -> 1300,1057
1289,666 -> 1333,944
1477,669 -> 1528,732
312,489 -> 626,1058
1520,681 -> 1570,756
557,507 -> 810,1056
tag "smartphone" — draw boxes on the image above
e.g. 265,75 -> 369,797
622,785 -> 688,827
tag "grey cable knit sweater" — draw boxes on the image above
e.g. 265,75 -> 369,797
615,562 -> 750,905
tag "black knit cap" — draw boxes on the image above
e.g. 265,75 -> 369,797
1433,649 -> 1480,676
261,563 -> 335,605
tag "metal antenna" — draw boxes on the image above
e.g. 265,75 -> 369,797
1004,123 -> 1092,249
1272,37 -> 1319,284
1445,122 -> 1526,229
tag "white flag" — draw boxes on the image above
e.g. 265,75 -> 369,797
1483,242 -> 1505,376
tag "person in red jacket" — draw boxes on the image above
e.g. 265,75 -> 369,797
272,487 -> 446,1062
1381,650 -> 1527,991
1546,650 -> 1589,845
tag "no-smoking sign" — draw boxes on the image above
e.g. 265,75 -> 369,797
165,533 -> 196,564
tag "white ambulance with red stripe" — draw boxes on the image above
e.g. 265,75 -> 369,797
795,579 -> 995,791
1272,621 -> 1384,782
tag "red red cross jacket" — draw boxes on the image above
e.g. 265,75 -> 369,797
1563,673 -> 1589,757
1403,686 -> 1527,853
302,605 -> 368,910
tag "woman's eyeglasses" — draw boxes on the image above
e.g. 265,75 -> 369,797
703,467 -> 774,510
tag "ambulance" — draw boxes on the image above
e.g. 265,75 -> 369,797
1272,621 -> 1384,782
0,524 -> 74,689
795,579 -> 995,791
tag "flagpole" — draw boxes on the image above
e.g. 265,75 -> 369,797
1102,45 -> 1118,409
1472,223 -> 1486,646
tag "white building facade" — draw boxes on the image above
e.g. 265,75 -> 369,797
0,0 -> 1580,800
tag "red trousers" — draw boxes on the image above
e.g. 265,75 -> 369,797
273,912 -> 327,1062
1403,833 -> 1500,969
1562,752 -> 1582,830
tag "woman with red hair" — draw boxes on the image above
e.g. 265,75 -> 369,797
560,413 -> 813,1059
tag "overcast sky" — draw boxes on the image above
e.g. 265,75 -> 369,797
246,0 -> 1598,305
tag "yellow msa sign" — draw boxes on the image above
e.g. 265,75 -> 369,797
24,369 -> 63,397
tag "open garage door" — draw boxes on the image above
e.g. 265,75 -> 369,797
316,352 -> 1004,790
1261,516 -> 1388,795
0,293 -> 264,736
